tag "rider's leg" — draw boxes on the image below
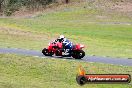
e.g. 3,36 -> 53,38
63,43 -> 73,56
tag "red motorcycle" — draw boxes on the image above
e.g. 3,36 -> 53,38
42,42 -> 85,59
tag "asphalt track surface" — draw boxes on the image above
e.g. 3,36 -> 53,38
0,48 -> 132,66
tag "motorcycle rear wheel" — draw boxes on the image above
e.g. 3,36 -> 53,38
72,50 -> 85,59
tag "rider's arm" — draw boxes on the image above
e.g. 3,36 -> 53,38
52,39 -> 59,44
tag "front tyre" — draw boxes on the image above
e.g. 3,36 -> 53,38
42,48 -> 49,56
42,48 -> 54,56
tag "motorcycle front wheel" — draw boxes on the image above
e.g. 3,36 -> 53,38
42,48 -> 54,56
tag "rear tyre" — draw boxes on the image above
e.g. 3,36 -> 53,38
72,50 -> 85,59
79,50 -> 85,59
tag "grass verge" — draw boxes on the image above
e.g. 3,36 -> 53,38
0,54 -> 132,88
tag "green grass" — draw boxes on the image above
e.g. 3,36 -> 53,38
0,54 -> 132,88
0,1 -> 132,58
0,27 -> 50,50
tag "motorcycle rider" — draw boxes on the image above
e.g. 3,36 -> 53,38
53,35 -> 73,55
